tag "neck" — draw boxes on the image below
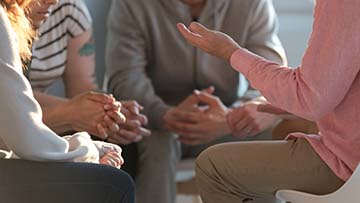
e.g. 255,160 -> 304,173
191,3 -> 205,20
181,0 -> 207,20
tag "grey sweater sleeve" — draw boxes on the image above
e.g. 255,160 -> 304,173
104,0 -> 169,130
245,0 -> 287,66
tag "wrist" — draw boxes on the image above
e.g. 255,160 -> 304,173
43,99 -> 73,133
225,43 -> 240,61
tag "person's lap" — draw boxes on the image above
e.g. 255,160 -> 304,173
195,138 -> 344,203
181,128 -> 272,159
0,159 -> 135,203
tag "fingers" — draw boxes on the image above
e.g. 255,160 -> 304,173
121,120 -> 151,137
136,113 -> 148,126
107,135 -> 136,146
193,90 -> 222,108
182,94 -> 201,107
122,101 -> 143,115
177,23 -> 202,46
100,151 -> 124,168
105,118 -> 151,145
104,115 -> 120,132
227,105 -> 254,128
200,86 -> 215,95
96,123 -> 109,140
120,101 -> 148,125
85,91 -> 113,104
227,107 -> 260,136
137,127 -> 151,137
235,118 -> 258,135
106,110 -> 126,125
166,121 -> 204,135
104,101 -> 122,111
169,110 -> 204,123
106,126 -> 141,145
257,104 -> 290,115
118,129 -> 143,142
188,22 -> 211,37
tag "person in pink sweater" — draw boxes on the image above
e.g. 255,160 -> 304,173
177,0 -> 360,202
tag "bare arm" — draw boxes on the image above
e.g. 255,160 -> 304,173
64,29 -> 98,98
34,91 -> 72,133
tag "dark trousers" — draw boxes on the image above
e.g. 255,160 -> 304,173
0,159 -> 135,203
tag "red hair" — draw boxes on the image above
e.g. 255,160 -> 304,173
1,0 -> 35,62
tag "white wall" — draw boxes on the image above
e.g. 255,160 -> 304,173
273,0 -> 315,67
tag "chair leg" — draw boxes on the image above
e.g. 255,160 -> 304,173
193,195 -> 202,203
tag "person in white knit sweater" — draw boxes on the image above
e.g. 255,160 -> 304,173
0,0 -> 134,202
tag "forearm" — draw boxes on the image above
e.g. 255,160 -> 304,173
64,29 -> 98,98
42,103 -> 73,134
34,91 -> 73,133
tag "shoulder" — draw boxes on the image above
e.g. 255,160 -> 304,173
0,6 -> 21,70
0,6 -> 12,43
50,0 -> 91,22
226,0 -> 276,21
38,0 -> 92,36
112,0 -> 158,11
229,0 -> 273,12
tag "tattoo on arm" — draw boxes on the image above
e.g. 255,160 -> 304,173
78,33 -> 95,56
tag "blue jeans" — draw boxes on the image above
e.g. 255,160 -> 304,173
0,159 -> 135,203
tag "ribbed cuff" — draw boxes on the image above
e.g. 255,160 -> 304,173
230,48 -> 262,77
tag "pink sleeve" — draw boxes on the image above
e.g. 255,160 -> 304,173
230,1 -> 360,121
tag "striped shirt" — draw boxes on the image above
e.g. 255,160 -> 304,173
29,0 -> 92,92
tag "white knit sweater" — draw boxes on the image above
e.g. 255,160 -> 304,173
0,6 -> 99,163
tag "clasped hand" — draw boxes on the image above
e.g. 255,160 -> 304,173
164,87 -> 231,145
164,89 -> 282,145
65,92 -> 150,145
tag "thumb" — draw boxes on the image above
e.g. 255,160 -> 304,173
200,86 -> 215,95
194,90 -> 221,108
257,104 -> 289,115
188,22 -> 210,37
86,91 -> 113,104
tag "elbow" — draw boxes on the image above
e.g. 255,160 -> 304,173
309,104 -> 334,121
300,96 -> 335,121
12,139 -> 70,162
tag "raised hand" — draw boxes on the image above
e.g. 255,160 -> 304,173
177,22 -> 240,61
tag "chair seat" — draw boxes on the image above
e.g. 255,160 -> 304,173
276,163 -> 360,203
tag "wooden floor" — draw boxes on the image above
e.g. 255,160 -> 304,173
176,195 -> 202,203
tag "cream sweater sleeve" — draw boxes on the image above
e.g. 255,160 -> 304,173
0,60 -> 100,162
0,6 -> 98,162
